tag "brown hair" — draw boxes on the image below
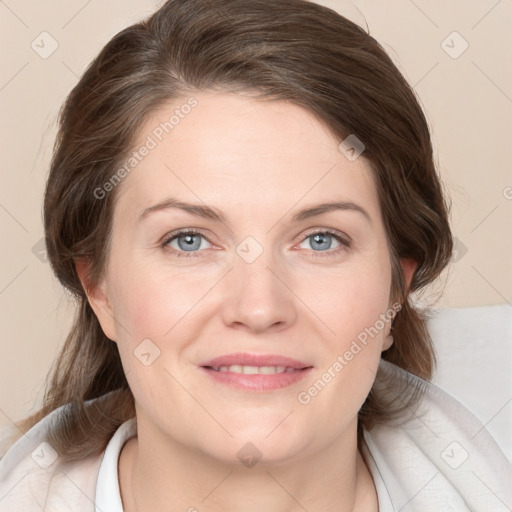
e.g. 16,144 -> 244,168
14,0 -> 452,462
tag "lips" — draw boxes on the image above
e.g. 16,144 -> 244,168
201,353 -> 311,369
199,353 -> 313,391
209,365 -> 297,374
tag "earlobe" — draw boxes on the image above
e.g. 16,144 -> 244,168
400,258 -> 417,291
382,259 -> 416,354
74,258 -> 118,341
382,333 -> 394,351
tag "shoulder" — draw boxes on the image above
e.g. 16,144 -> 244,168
363,359 -> 512,512
0,404 -> 103,512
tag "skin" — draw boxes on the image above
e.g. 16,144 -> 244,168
79,90 -> 413,511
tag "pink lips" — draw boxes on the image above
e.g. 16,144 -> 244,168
199,352 -> 313,392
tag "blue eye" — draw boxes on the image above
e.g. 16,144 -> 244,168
164,231 -> 212,254
298,230 -> 350,256
306,232 -> 338,251
162,229 -> 350,258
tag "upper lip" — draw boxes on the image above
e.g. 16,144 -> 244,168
200,353 -> 312,369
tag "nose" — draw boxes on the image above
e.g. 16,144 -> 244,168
220,248 -> 298,334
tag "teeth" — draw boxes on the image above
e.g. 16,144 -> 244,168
211,365 -> 296,374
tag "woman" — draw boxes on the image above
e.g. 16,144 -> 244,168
0,0 -> 510,510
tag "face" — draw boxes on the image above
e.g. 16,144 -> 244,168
87,90 -> 396,465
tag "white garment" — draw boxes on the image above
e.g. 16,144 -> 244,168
0,360 -> 510,511
95,418 -> 136,512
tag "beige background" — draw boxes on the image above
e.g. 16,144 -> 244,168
0,1 -> 511,426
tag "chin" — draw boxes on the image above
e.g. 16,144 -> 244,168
198,425 -> 312,468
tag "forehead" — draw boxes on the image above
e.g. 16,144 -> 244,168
114,91 -> 379,222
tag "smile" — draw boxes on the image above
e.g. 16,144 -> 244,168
199,353 -> 313,391
209,365 -> 301,374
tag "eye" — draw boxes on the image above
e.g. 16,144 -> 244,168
161,228 -> 350,258
162,230 -> 213,256
297,230 -> 350,256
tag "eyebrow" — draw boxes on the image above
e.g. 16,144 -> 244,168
139,198 -> 226,223
290,201 -> 371,223
138,197 -> 371,224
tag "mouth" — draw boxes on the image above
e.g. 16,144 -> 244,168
207,365 -> 303,374
199,353 -> 313,391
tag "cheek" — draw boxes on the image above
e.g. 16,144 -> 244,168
318,255 -> 392,343
299,254 -> 392,415
109,259 -> 216,341
106,260 -> 221,396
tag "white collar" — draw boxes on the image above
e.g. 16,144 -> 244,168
95,417 -> 137,512
94,417 -> 394,512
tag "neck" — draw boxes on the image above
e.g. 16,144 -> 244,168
119,419 -> 377,512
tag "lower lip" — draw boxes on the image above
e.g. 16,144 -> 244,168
200,367 -> 313,391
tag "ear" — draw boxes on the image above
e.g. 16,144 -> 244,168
75,258 -> 118,342
400,258 -> 417,291
382,333 -> 394,351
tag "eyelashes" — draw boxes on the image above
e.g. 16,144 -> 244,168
162,229 -> 211,257
296,229 -> 351,257
161,228 -> 351,258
